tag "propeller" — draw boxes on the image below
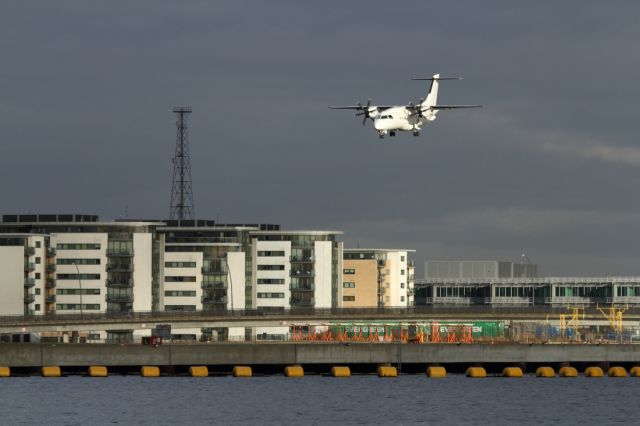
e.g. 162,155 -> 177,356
408,99 -> 426,118
354,98 -> 375,126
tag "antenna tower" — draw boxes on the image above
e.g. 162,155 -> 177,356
169,106 -> 195,221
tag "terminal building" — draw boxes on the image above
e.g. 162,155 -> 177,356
416,260 -> 640,306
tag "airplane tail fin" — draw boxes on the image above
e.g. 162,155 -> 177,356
412,74 -> 461,107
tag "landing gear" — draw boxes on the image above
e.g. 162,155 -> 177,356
378,133 -> 384,139
389,131 -> 396,137
413,131 -> 420,137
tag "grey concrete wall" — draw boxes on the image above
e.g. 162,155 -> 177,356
1,343 -> 640,367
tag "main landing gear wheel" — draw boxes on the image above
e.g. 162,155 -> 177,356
378,134 -> 384,139
389,131 -> 396,137
413,131 -> 420,136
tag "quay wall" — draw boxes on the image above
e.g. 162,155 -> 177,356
1,343 -> 640,368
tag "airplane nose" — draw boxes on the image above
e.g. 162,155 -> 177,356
374,120 -> 382,130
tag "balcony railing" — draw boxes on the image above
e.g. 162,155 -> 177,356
202,296 -> 228,304
106,249 -> 134,257
24,294 -> 35,304
290,256 -> 314,263
46,247 -> 56,257
202,282 -> 228,289
46,295 -> 56,303
46,279 -> 56,288
491,297 -> 532,305
106,294 -> 133,303
24,278 -> 36,287
107,264 -> 134,273
291,270 -> 314,278
290,297 -> 315,306
201,267 -> 226,275
46,264 -> 56,273
106,279 -> 133,288
290,283 -> 315,292
24,262 -> 35,272
26,246 -> 36,256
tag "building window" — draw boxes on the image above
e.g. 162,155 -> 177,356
164,290 -> 197,297
57,243 -> 101,250
57,258 -> 101,265
257,265 -> 285,271
343,268 -> 355,274
257,251 -> 286,257
35,289 -> 41,295
401,296 -> 405,302
258,278 -> 285,284
35,273 -> 41,279
35,257 -> 41,264
343,282 -> 355,288
165,305 -> 197,311
257,292 -> 285,299
165,276 -> 197,282
35,241 -> 41,248
35,304 -> 40,311
57,273 -> 101,280
56,289 -> 101,295
165,261 -> 197,268
343,296 -> 355,302
56,303 -> 100,311
401,283 -> 405,289
401,269 -> 405,275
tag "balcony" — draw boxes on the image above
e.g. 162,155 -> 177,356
290,283 -> 315,292
26,246 -> 36,256
290,270 -> 314,278
24,294 -> 35,304
201,267 -> 226,275
290,297 -> 314,307
24,262 -> 35,272
24,278 -> 36,288
290,256 -> 314,263
46,247 -> 56,257
106,249 -> 134,257
202,296 -> 228,305
107,264 -> 134,273
46,295 -> 56,303
46,279 -> 56,288
106,279 -> 133,288
202,282 -> 228,289
46,264 -> 56,273
106,294 -> 133,303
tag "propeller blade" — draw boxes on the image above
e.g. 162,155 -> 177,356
362,116 -> 367,126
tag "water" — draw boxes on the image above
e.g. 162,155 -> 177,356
1,375 -> 638,425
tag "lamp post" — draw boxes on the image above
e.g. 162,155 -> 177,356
72,260 -> 83,318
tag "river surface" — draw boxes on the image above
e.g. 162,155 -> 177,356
1,375 -> 638,425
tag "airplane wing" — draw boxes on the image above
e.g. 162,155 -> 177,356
429,105 -> 482,109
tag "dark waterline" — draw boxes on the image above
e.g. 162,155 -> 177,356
1,375 -> 638,425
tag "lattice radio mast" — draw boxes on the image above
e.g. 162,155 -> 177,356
169,106 -> 195,221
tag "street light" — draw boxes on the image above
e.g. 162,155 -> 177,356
72,260 -> 83,318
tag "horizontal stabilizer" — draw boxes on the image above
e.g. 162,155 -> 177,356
411,77 -> 461,81
430,104 -> 482,109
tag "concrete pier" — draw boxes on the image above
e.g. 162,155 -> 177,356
0,343 -> 639,369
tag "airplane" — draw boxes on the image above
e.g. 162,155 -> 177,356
330,74 -> 481,138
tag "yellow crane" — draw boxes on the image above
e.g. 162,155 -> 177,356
559,307 -> 584,340
597,304 -> 628,334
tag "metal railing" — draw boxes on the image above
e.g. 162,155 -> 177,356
290,283 -> 315,291
24,278 -> 36,287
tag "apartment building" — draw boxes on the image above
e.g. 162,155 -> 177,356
0,214 -> 344,341
341,249 -> 415,308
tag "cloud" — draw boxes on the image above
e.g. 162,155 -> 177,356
540,136 -> 640,167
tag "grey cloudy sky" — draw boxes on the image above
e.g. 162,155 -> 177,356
2,1 -> 640,276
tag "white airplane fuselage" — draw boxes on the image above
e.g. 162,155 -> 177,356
372,106 -> 437,135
